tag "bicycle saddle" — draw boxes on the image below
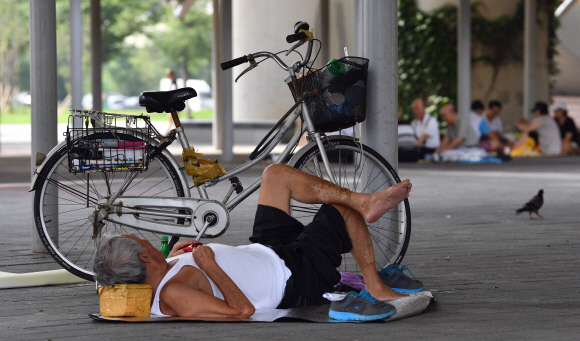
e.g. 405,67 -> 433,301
139,87 -> 197,113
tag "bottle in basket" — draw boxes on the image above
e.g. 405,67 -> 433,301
321,59 -> 345,88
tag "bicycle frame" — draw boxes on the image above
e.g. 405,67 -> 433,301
175,97 -> 339,212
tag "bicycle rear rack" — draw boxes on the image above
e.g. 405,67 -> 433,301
65,110 -> 157,174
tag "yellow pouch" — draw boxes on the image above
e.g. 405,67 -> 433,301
510,137 -> 541,157
98,284 -> 152,317
182,146 -> 227,186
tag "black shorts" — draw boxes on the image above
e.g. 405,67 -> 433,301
249,204 -> 353,308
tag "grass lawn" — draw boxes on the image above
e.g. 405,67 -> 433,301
0,107 -> 213,124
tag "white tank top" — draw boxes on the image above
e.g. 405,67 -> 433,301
150,243 -> 291,316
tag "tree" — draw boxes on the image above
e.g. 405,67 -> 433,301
0,1 -> 30,113
150,0 -> 213,83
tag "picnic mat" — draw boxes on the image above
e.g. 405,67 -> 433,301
89,291 -> 434,323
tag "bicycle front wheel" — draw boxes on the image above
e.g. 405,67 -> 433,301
287,138 -> 411,272
33,132 -> 187,281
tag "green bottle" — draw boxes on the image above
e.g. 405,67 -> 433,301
160,236 -> 170,259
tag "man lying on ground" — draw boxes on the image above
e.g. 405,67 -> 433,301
94,164 -> 422,321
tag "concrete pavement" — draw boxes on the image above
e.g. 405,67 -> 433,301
0,155 -> 579,340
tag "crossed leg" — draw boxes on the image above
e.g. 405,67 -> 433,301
259,164 -> 412,300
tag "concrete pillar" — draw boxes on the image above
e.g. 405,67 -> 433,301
360,0 -> 398,169
523,0 -> 536,118
29,0 -> 58,252
91,0 -> 102,111
457,0 -> 471,118
212,0 -> 233,162
70,0 -> 83,128
319,0 -> 330,66
231,0 -> 318,121
355,0 -> 362,56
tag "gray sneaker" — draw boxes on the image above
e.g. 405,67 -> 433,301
328,289 -> 396,321
378,264 -> 424,293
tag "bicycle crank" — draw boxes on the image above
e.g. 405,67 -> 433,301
88,197 -> 230,239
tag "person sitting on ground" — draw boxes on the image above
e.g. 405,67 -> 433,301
552,102 -> 580,154
94,164 -> 421,320
436,104 -> 479,155
470,100 -> 505,154
485,100 -> 505,136
410,98 -> 440,158
514,101 -> 562,155
469,100 -> 490,140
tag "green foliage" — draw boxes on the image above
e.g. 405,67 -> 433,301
0,1 -> 30,113
1,0 -> 213,108
544,0 -> 562,79
397,0 -> 457,123
398,0 -> 561,123
98,0 -> 165,64
150,0 -> 213,83
102,46 -> 168,96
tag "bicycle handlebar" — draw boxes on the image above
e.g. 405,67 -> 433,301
220,55 -> 249,71
220,21 -> 314,74
286,32 -> 307,43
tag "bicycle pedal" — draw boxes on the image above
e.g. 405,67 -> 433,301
229,177 -> 243,194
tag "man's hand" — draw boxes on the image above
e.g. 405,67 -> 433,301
168,239 -> 202,258
192,245 -> 215,270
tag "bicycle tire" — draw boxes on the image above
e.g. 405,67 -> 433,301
33,132 -> 186,281
287,138 -> 411,272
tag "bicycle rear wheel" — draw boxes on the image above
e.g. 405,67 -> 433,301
287,138 -> 411,272
33,132 -> 187,281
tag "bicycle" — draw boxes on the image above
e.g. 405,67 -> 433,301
30,21 -> 411,281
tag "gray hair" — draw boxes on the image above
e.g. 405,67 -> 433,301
93,234 -> 147,286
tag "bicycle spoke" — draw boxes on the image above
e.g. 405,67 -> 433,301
125,166 -> 164,192
368,225 -> 400,244
63,222 -> 91,258
58,222 -> 90,237
43,206 -> 89,218
376,215 -> 404,224
41,174 -> 100,205
65,171 -> 99,195
84,248 -> 97,270
74,237 -> 94,264
61,222 -> 91,251
368,223 -> 403,233
43,192 -> 87,206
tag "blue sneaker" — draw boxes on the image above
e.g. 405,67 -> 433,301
328,289 -> 396,321
378,264 -> 424,293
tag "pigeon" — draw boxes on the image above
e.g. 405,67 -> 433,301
516,189 -> 544,219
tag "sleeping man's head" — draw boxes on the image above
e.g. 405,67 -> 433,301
93,234 -> 164,286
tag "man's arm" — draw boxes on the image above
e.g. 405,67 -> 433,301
562,131 -> 573,153
436,136 -> 450,153
516,118 -> 541,134
439,137 -> 464,152
520,122 -> 541,133
416,133 -> 429,146
161,246 -> 255,318
438,136 -> 463,153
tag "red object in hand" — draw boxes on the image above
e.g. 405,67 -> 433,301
180,242 -> 202,253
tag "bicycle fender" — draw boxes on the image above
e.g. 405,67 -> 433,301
29,139 -> 68,192
286,135 -> 360,166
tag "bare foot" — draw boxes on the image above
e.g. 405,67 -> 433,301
362,179 -> 412,223
365,284 -> 408,301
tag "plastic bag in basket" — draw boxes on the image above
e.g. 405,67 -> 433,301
182,146 -> 228,186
